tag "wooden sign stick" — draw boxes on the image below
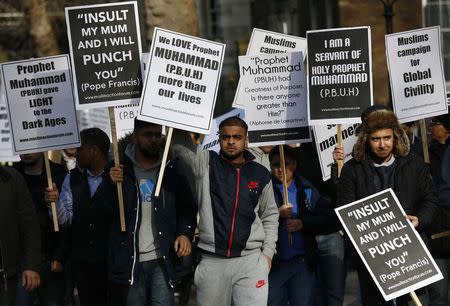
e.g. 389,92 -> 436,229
418,119 -> 430,163
154,127 -> 174,197
279,145 -> 293,246
44,152 -> 59,232
337,124 -> 343,177
410,291 -> 422,306
108,107 -> 126,232
431,230 -> 450,240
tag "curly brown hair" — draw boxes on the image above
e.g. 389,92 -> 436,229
353,110 -> 410,161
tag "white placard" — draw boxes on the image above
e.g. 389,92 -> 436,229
113,53 -> 149,140
0,104 -> 20,162
386,26 -> 448,122
233,28 -> 307,108
138,27 -> 225,134
313,123 -> 359,181
201,108 -> 245,153
238,52 -> 310,147
1,55 -> 80,154
77,108 -> 112,140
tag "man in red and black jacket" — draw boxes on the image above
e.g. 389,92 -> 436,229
172,116 -> 279,306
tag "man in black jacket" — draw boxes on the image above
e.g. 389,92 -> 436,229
0,166 -> 41,306
337,109 -> 438,306
13,153 -> 67,306
48,128 -> 114,306
109,119 -> 196,306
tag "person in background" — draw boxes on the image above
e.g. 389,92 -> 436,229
13,153 -> 67,306
427,115 -> 450,306
0,166 -> 41,306
429,116 -> 450,184
268,145 -> 337,306
248,146 -> 274,171
401,121 -> 423,158
47,128 -> 113,306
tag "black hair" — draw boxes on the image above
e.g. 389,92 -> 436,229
218,116 -> 248,132
80,128 -> 110,158
134,118 -> 161,133
268,145 -> 297,163
402,121 -> 415,127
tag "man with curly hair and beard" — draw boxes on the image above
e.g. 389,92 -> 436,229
337,108 -> 438,306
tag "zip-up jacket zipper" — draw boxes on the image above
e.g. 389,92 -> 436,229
227,168 -> 241,257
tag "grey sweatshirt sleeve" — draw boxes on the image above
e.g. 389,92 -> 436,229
258,181 -> 279,259
171,130 -> 209,178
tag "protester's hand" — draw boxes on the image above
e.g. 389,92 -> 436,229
50,260 -> 64,273
286,219 -> 303,232
22,270 -> 40,292
110,165 -> 124,184
44,183 -> 59,206
406,215 -> 419,228
174,235 -> 191,257
332,146 -> 345,163
263,255 -> 272,271
279,203 -> 293,219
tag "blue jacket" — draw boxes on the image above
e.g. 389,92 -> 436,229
272,175 -> 337,268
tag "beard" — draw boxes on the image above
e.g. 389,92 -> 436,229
136,142 -> 161,160
220,148 -> 244,162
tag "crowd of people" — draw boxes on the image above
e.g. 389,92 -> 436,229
0,105 -> 449,306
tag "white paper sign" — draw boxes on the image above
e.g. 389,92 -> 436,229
386,26 -> 448,122
238,52 -> 310,147
0,104 -> 20,162
202,108 -> 245,153
313,123 -> 359,181
1,55 -> 80,154
77,108 -> 112,140
233,28 -> 307,108
138,28 -> 225,134
113,53 -> 149,140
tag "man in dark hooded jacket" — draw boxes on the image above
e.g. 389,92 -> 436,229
337,109 -> 438,306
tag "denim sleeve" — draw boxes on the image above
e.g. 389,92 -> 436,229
56,174 -> 73,226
